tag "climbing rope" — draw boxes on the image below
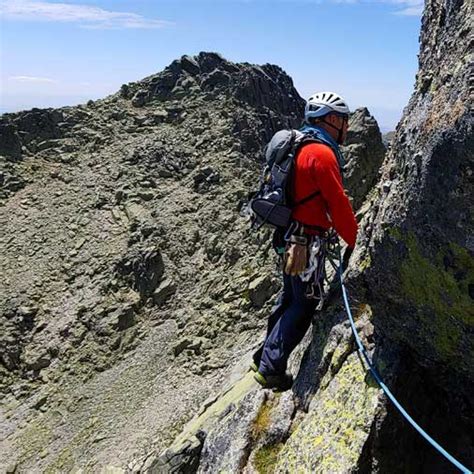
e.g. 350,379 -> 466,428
337,248 -> 472,474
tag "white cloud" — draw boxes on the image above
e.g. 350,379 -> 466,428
337,0 -> 425,15
0,0 -> 173,29
392,3 -> 423,15
212,0 -> 424,16
9,75 -> 58,83
382,0 -> 423,15
395,5 -> 423,15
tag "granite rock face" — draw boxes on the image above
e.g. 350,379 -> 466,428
356,0 -> 473,380
0,52 -> 384,472
349,0 -> 473,467
150,0 -> 473,472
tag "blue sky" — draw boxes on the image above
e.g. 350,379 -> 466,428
0,0 -> 422,131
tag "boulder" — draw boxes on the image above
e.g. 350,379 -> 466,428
148,435 -> 203,473
152,279 -> 177,307
22,347 -> 52,371
342,0 -> 474,468
248,275 -> 275,308
115,248 -> 165,299
357,0 -> 473,382
172,336 -> 206,357
131,90 -> 149,107
0,122 -> 22,160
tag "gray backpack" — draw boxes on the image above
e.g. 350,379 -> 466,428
249,129 -> 324,230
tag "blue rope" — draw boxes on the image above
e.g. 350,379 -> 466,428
337,250 -> 472,474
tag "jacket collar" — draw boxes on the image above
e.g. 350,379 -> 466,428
299,123 -> 346,169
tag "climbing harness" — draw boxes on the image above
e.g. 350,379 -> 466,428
280,222 -> 330,303
335,246 -> 472,474
301,235 -> 327,304
300,237 -> 322,282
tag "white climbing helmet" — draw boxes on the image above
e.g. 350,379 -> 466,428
304,91 -> 350,121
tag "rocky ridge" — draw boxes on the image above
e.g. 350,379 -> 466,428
0,52 -> 385,471
147,0 -> 473,472
342,107 -> 386,210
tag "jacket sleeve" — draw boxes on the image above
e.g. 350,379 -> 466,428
312,146 -> 358,248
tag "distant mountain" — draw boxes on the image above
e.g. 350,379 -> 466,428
382,130 -> 395,147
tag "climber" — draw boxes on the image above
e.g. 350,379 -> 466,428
252,92 -> 358,391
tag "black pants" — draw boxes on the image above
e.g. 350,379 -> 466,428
253,271 -> 318,376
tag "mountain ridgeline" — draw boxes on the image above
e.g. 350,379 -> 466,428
0,0 -> 472,469
1,52 -> 384,471
144,0 -> 473,471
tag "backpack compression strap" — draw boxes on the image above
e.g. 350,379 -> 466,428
292,190 -> 326,234
293,189 -> 320,207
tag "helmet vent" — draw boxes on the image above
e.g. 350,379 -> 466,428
304,91 -> 350,120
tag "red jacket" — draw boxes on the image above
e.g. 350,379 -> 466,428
291,142 -> 358,248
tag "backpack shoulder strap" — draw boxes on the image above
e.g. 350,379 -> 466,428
299,128 -> 345,172
290,133 -> 325,207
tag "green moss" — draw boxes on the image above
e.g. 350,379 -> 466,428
358,254 -> 372,272
448,243 -> 474,298
252,401 -> 273,436
251,395 -> 285,473
241,288 -> 250,302
387,226 -> 403,240
277,351 -> 380,472
45,447 -> 74,473
16,420 -> 53,464
254,443 -> 283,474
252,393 -> 281,436
400,234 -> 474,324
399,233 -> 474,358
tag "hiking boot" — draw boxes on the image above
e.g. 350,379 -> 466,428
254,371 -> 294,392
